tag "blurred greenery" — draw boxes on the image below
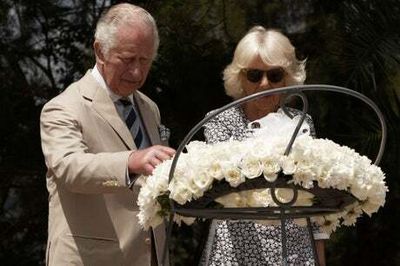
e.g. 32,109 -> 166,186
0,0 -> 399,265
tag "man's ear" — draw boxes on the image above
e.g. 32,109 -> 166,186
94,41 -> 105,64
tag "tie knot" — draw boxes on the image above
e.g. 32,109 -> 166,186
119,98 -> 132,107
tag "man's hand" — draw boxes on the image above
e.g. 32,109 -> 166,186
128,145 -> 175,176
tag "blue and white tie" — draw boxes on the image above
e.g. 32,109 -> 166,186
118,98 -> 143,148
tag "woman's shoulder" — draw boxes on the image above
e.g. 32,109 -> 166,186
206,106 -> 245,122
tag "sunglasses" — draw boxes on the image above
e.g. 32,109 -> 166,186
242,67 -> 285,84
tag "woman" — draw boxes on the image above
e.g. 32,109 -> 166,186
200,26 -> 328,265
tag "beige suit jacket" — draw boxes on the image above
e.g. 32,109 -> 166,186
41,71 -> 167,266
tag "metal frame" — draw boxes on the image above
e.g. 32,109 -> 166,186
161,84 -> 387,265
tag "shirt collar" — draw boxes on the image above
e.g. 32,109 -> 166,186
91,64 -> 134,103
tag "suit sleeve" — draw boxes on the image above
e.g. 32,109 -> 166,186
40,100 -> 132,194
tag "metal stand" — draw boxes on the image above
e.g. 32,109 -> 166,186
161,85 -> 387,266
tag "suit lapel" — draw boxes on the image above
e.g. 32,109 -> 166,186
80,72 -> 135,150
134,92 -> 160,146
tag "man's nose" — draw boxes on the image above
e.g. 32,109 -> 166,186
128,61 -> 142,76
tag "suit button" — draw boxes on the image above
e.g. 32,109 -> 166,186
145,237 -> 151,245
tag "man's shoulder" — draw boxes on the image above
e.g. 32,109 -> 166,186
41,75 -> 92,116
43,71 -> 93,107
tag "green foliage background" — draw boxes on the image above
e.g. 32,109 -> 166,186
0,0 -> 399,265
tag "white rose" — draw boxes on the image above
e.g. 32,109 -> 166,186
222,165 -> 245,187
262,157 -> 280,182
280,157 -> 296,175
169,180 -> 193,205
206,162 -> 224,180
240,157 -> 263,179
192,171 -> 214,191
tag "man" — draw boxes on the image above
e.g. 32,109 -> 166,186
40,3 -> 174,265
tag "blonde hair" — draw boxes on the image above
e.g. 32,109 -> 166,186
94,3 -> 159,59
223,26 -> 306,99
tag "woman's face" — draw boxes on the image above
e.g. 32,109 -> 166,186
240,56 -> 286,113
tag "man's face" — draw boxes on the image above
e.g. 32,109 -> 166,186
96,23 -> 155,97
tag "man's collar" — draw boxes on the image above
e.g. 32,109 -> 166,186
91,64 -> 134,103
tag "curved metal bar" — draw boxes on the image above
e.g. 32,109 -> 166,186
162,213 -> 174,265
307,217 -> 320,266
271,185 -> 299,207
281,92 -> 309,156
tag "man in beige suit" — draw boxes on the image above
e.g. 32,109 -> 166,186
40,3 -> 174,265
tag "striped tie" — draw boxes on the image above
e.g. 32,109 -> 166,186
118,99 -> 143,148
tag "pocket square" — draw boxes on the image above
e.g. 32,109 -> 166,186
158,124 -> 171,141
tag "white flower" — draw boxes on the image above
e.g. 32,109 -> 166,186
342,203 -> 363,226
240,157 -> 263,179
192,171 -> 214,191
360,200 -> 381,217
206,162 -> 224,180
169,180 -> 193,205
262,157 -> 280,182
222,163 -> 245,187
320,214 -> 342,234
137,128 -> 387,233
292,165 -> 315,189
137,199 -> 163,230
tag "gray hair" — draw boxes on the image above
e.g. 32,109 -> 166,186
223,26 -> 306,99
94,3 -> 159,59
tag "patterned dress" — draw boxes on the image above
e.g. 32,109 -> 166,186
200,106 -> 327,266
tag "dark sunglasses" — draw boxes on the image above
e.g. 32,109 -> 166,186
242,67 -> 285,84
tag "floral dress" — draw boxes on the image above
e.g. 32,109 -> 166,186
200,106 -> 327,266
